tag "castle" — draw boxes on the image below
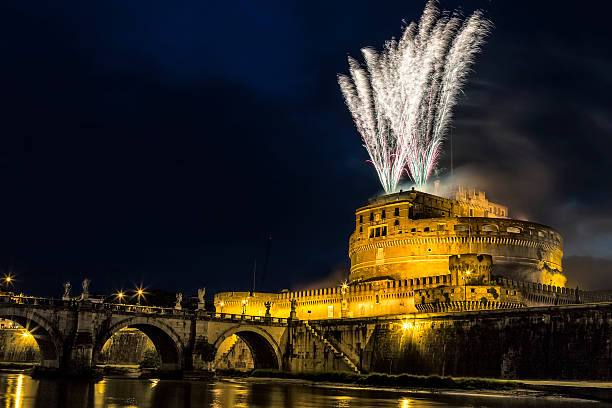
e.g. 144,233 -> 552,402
215,187 -> 602,320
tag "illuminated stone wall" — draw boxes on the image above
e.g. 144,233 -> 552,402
356,304 -> 612,379
98,328 -> 157,365
349,190 -> 565,286
214,271 -> 587,320
283,303 -> 612,379
0,329 -> 39,362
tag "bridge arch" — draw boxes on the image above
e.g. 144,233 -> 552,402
93,317 -> 185,371
213,325 -> 281,370
0,307 -> 62,368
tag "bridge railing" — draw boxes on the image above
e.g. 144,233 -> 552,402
0,294 -> 290,323
0,293 -> 74,307
212,312 -> 288,324
94,303 -> 180,315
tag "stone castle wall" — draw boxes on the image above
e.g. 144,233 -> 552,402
349,216 -> 564,286
214,271 -> 597,320
353,303 -> 612,379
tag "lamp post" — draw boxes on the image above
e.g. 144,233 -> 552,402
136,288 -> 144,305
464,269 -> 471,311
242,298 -> 248,315
3,275 -> 13,293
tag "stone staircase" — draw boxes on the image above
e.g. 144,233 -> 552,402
303,321 -> 360,374
214,334 -> 239,369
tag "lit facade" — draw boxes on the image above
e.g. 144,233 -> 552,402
215,188 -> 571,320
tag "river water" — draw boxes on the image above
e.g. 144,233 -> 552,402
0,372 -> 607,408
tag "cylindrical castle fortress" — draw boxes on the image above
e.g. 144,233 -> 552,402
348,189 -> 565,287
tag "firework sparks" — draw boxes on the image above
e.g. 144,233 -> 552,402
338,1 -> 491,192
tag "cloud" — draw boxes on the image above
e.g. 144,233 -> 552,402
563,256 -> 612,291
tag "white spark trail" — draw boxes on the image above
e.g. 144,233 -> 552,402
338,1 -> 491,193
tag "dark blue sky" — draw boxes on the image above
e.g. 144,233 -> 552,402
1,1 -> 612,297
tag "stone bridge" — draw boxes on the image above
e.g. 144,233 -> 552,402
0,294 -> 289,373
2,293 -> 611,380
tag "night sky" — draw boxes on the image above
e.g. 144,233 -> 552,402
1,1 -> 612,298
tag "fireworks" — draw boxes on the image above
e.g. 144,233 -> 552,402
338,1 -> 491,192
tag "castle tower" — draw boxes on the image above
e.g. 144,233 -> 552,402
348,188 -> 565,286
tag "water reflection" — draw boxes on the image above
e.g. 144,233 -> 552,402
0,372 -> 606,408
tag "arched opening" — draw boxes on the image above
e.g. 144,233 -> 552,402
0,319 -> 40,366
214,327 -> 281,371
94,320 -> 183,372
0,312 -> 60,368
214,334 -> 254,371
97,328 -> 158,372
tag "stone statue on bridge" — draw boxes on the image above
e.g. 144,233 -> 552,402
289,298 -> 297,320
81,279 -> 90,300
197,288 -> 206,310
264,300 -> 272,318
175,293 -> 183,310
62,282 -> 71,300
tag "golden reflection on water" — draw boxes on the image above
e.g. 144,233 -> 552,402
0,372 -> 606,408
399,397 -> 415,408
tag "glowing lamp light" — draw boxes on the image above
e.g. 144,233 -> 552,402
219,301 -> 224,307
401,321 -> 413,331
22,331 -> 31,338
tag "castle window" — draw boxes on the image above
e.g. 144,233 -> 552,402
482,224 -> 498,232
375,227 -> 381,237
369,213 -> 374,221
429,277 -> 433,284
436,276 -> 440,283
359,215 -> 363,224
382,226 -> 387,236
471,288 -> 475,293
438,224 -> 445,231
424,227 -> 430,232
454,224 -> 469,232
411,228 -> 416,233
359,226 -> 363,233
381,209 -> 386,219
394,219 -> 399,226
469,209 -> 474,217
369,229 -> 374,238
394,207 -> 399,216
507,227 -> 521,234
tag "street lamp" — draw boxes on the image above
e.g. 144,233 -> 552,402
464,269 -> 471,311
134,287 -> 146,305
242,298 -> 248,315
218,301 -> 224,313
3,274 -> 14,292
115,291 -> 125,304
